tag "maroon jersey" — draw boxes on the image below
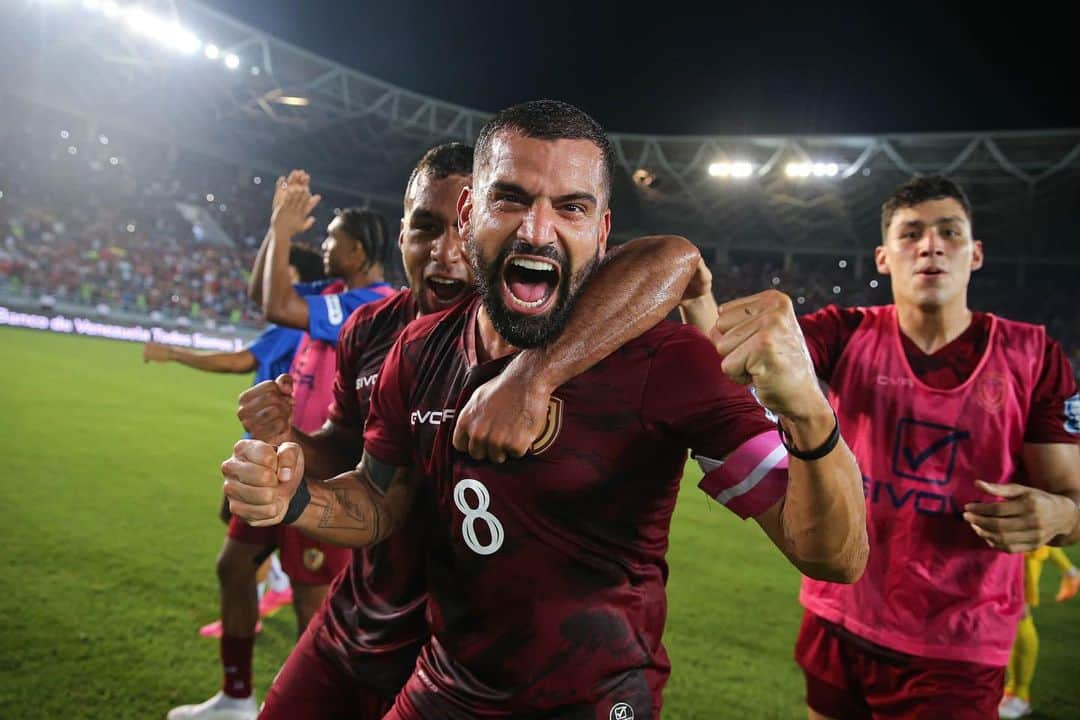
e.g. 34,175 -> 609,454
313,288 -> 428,696
799,305 -> 1077,443
364,297 -> 780,717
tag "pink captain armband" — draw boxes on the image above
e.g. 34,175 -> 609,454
695,431 -> 790,519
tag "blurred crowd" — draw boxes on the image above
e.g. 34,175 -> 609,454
0,105 -> 359,328
1,103 -> 1077,370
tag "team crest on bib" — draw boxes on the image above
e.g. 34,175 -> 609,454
530,396 -> 563,455
974,371 -> 1008,412
609,702 -> 634,720
302,548 -> 325,572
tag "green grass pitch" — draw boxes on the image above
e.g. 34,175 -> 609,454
2,327 -> 1078,719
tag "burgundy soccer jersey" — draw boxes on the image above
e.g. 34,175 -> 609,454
364,297 -> 779,717
313,288 -> 429,696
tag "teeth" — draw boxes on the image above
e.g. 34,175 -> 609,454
510,258 -> 555,272
513,294 -> 548,308
429,278 -> 458,285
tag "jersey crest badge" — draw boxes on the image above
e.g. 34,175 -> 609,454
530,396 -> 563,455
974,371 -> 1008,412
302,548 -> 326,572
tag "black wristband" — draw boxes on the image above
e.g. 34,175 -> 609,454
777,412 -> 840,461
282,479 -> 310,525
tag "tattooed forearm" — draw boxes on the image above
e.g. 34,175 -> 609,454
317,487 -> 381,541
302,451 -> 414,547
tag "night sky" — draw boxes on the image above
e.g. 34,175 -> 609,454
210,0 -> 1077,136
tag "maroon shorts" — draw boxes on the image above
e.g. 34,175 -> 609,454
259,612 -> 394,720
226,516 -> 349,586
383,640 -> 661,720
794,610 -> 1004,719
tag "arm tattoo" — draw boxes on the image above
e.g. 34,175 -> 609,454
313,452 -> 409,543
317,488 -> 380,540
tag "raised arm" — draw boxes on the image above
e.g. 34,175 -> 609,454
454,234 -> 701,461
262,176 -> 321,330
714,290 -> 868,583
249,173 -> 299,304
222,440 -> 416,549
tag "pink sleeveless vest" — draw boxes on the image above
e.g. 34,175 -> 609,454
289,282 -> 394,433
801,305 -> 1046,665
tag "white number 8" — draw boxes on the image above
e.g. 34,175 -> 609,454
453,478 -> 504,556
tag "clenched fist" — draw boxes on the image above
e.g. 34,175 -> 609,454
237,374 -> 295,445
710,290 -> 830,424
221,439 -> 305,527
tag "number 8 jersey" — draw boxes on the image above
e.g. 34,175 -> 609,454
364,296 -> 782,719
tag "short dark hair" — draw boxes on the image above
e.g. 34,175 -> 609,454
405,143 -> 474,203
288,245 -> 324,283
474,99 -> 615,204
881,175 -> 974,239
336,208 -> 390,267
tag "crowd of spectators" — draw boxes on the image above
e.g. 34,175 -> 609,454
0,103 -> 367,329
1,102 -> 1076,371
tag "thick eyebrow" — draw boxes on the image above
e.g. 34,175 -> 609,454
899,216 -> 964,228
407,208 -> 442,224
552,191 -> 598,207
489,180 -> 597,208
489,180 -> 531,198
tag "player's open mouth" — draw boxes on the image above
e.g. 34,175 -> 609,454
501,255 -> 560,316
915,267 -> 946,277
425,275 -> 469,306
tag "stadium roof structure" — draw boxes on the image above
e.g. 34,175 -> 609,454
5,0 -> 1080,264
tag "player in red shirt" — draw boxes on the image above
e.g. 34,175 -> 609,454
236,142 -> 710,719
222,99 -> 869,719
683,175 -> 1080,719
237,142 -> 476,719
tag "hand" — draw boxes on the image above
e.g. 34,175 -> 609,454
221,439 -> 305,527
452,360 -> 553,463
272,169 -> 309,214
963,481 -> 1080,552
271,176 -> 321,241
710,289 -> 828,423
681,257 -> 713,305
142,342 -> 172,363
237,374 -> 295,444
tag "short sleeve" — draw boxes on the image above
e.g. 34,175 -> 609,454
642,325 -> 785,518
362,333 -> 414,467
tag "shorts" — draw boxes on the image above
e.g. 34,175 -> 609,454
259,608 -> 395,720
227,516 -> 350,586
383,639 -> 661,720
794,610 -> 1004,719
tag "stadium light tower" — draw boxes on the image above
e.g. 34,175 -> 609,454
785,161 -> 840,178
708,161 -> 753,179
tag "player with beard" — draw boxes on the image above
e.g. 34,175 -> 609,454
237,141 -> 706,718
223,100 -> 869,719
